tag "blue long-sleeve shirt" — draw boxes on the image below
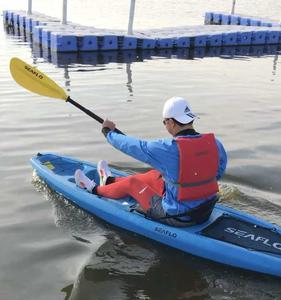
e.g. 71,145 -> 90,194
105,129 -> 227,216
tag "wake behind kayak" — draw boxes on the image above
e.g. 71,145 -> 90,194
30,152 -> 281,278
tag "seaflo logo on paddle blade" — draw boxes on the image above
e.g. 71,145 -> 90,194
224,227 -> 281,252
24,65 -> 44,80
155,226 -> 177,238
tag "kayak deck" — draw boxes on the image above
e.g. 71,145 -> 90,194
30,152 -> 281,277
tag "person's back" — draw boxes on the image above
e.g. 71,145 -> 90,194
146,130 -> 227,223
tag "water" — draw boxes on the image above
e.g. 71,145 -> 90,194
1,1 -> 281,299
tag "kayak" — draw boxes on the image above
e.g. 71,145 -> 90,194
30,152 -> 281,277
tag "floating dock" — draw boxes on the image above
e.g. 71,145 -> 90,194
3,10 -> 281,52
205,12 -> 281,27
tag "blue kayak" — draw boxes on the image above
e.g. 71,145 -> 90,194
30,152 -> 281,277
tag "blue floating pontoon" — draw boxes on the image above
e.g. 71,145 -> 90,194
3,10 -> 281,52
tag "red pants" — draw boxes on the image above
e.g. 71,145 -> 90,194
95,170 -> 164,211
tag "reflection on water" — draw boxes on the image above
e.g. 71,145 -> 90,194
61,225 -> 281,300
62,237 -> 281,300
126,64 -> 133,97
37,45 -> 281,75
63,239 -> 207,300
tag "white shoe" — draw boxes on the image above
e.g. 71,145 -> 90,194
97,160 -> 112,186
74,169 -> 96,192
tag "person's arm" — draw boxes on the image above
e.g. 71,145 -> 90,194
101,120 -> 176,173
216,139 -> 227,180
107,130 -> 166,166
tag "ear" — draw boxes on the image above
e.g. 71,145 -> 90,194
170,119 -> 177,128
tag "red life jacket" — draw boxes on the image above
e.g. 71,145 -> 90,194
175,133 -> 219,201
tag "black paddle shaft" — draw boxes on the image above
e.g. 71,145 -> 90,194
67,97 -> 125,135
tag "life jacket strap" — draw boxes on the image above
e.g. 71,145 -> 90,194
164,176 -> 217,188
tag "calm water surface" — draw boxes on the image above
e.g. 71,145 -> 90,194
1,1 -> 281,299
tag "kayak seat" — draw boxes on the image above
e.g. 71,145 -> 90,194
130,196 -> 219,226
155,196 -> 219,226
186,196 -> 220,224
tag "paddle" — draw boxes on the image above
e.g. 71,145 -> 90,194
9,57 -> 124,134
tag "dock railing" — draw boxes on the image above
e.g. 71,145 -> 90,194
24,0 -> 240,33
27,0 -> 32,15
231,0 -> 237,15
128,0 -> 136,35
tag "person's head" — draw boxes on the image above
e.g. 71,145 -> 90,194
162,96 -> 197,136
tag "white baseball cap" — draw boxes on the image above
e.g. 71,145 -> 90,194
162,96 -> 197,124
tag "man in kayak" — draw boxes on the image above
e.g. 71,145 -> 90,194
75,96 -> 227,226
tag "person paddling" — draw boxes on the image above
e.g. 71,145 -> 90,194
75,96 -> 227,227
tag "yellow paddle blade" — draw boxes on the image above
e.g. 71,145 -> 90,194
9,57 -> 68,101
